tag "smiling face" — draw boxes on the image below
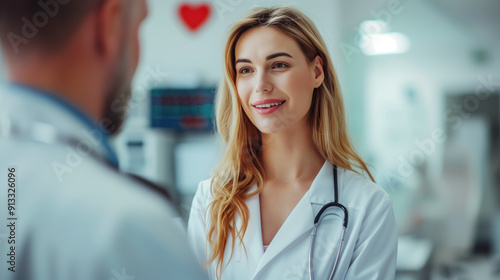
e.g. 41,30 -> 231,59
234,26 -> 324,134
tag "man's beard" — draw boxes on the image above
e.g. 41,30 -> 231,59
102,43 -> 133,136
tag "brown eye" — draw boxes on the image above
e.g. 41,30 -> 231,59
272,62 -> 289,69
239,67 -> 253,75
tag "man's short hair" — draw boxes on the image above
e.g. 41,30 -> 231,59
0,0 -> 103,54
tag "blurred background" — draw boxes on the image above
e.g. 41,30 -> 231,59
1,0 -> 499,279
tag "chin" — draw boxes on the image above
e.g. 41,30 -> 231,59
102,83 -> 132,136
255,120 -> 290,135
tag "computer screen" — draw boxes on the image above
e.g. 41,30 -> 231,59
150,87 -> 216,131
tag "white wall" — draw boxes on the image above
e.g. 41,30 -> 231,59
137,0 -> 342,84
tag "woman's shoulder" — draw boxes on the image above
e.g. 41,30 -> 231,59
197,177 -> 213,194
191,178 -> 214,211
339,167 -> 392,211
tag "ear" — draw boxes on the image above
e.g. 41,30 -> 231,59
93,0 -> 124,58
311,55 -> 324,88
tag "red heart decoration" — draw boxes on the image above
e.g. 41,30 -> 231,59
178,3 -> 211,32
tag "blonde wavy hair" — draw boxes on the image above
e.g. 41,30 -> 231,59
207,6 -> 374,278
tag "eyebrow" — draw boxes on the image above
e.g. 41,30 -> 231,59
235,52 -> 294,65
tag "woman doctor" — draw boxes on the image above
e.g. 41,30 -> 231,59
188,7 -> 398,280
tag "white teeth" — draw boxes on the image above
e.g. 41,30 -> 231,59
255,101 -> 284,109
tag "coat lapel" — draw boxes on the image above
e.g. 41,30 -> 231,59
234,187 -> 264,274
252,192 -> 315,278
252,161 -> 336,278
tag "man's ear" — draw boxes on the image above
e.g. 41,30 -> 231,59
312,55 -> 325,88
94,0 -> 123,58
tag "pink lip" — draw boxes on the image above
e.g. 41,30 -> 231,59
252,99 -> 286,115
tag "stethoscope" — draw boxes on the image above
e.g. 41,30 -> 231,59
309,165 -> 349,280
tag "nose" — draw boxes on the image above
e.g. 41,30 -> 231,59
256,72 -> 273,93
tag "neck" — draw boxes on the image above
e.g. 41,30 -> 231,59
5,50 -> 105,122
260,118 -> 324,183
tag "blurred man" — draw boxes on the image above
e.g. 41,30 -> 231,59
0,0 -> 207,279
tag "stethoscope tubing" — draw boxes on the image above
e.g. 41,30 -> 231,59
330,226 -> 346,280
309,165 -> 348,280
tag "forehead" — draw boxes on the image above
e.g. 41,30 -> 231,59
234,27 -> 302,60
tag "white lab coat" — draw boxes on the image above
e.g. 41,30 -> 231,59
188,160 -> 398,279
0,84 -> 207,280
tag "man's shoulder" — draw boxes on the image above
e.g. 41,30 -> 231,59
64,158 -> 175,218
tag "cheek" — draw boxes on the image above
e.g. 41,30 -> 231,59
236,79 -> 252,106
283,70 -> 315,103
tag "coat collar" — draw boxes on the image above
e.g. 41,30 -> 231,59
0,83 -> 119,168
309,160 -> 340,205
237,191 -> 264,273
242,160 -> 339,278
